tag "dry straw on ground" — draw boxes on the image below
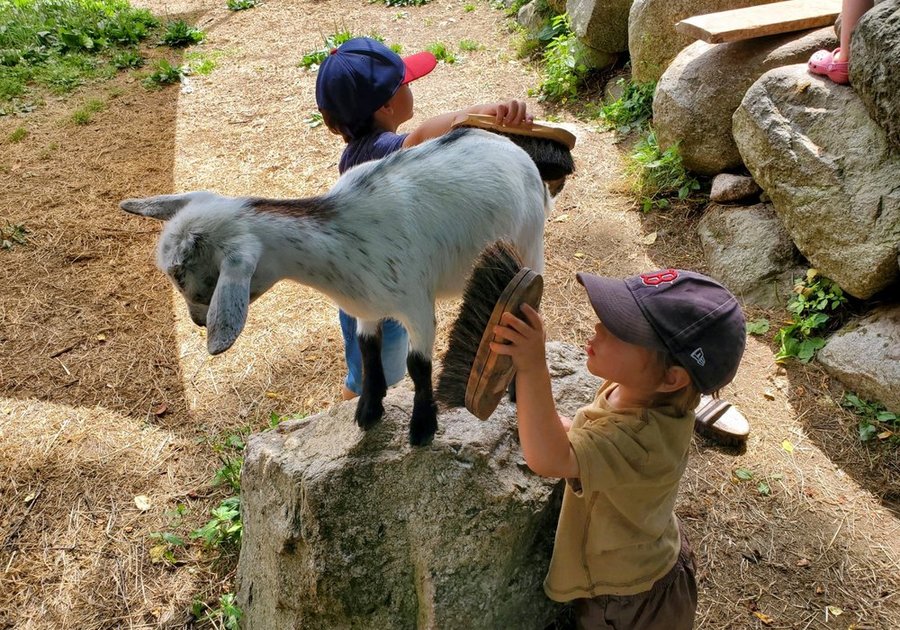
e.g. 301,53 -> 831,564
0,1 -> 897,628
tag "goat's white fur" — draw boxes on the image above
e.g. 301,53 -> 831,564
121,129 -> 552,360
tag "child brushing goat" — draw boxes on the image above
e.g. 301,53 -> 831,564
121,128 -> 551,446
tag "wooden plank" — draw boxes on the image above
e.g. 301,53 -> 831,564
675,0 -> 841,44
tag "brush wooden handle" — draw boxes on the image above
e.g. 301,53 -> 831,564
465,268 -> 543,421
451,113 -> 577,150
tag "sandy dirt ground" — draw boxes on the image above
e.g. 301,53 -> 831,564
0,1 -> 897,628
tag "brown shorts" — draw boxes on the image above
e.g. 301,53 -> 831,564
572,535 -> 698,630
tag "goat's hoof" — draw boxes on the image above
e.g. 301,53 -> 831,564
409,401 -> 438,447
355,396 -> 384,430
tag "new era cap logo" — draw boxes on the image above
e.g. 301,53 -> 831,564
690,347 -> 706,366
640,269 -> 679,287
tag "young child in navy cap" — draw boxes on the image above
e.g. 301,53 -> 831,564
491,268 -> 747,629
315,37 -> 534,401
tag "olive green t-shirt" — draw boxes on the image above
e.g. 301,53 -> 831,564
544,381 -> 695,600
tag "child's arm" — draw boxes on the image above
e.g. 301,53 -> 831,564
490,305 -> 580,479
402,99 -> 533,148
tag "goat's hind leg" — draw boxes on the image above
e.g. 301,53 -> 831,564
355,319 -> 387,430
405,311 -> 438,446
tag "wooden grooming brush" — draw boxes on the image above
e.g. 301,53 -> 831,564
451,113 -> 576,192
435,241 -> 543,420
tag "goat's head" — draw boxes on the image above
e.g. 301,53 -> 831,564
121,192 -> 268,356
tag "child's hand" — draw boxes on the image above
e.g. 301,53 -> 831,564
483,100 -> 533,127
489,304 -> 546,374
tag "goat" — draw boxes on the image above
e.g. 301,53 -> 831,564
121,128 -> 552,445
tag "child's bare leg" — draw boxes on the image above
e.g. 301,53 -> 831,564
836,0 -> 875,61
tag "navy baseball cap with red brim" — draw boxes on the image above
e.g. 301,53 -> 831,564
315,37 -> 437,128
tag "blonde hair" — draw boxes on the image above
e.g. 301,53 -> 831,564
650,350 -> 704,415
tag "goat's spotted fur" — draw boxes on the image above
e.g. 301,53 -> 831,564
122,128 -> 551,444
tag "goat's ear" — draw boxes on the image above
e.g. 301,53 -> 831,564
206,253 -> 259,355
120,193 -> 195,221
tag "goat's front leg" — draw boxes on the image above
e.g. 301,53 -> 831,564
406,310 -> 438,446
355,319 -> 387,430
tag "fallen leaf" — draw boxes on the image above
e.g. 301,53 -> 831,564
816,585 -> 825,595
826,605 -> 843,616
265,391 -> 283,399
641,231 -> 658,245
96,333 -> 106,342
752,610 -> 774,625
148,545 -> 168,564
877,430 -> 893,440
781,440 -> 794,453
134,495 -> 151,511
796,558 -> 810,567
23,492 -> 36,504
574,252 -> 585,258
763,389 -> 776,400
152,403 -> 168,417
553,213 -> 569,222
733,467 -> 753,481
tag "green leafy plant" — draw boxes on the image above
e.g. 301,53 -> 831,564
143,59 -> 182,87
459,39 -> 481,52
774,269 -> 848,363
597,79 -> 656,133
627,128 -> 701,211
746,319 -> 770,336
185,51 -> 220,75
7,127 -> 28,143
160,20 -> 205,47
464,3 -> 476,12
111,49 -> 143,69
299,30 -> 375,70
71,97 -> 105,124
227,0 -> 257,10
192,593 -> 243,630
538,15 -> 588,102
148,504 -> 188,565
841,393 -> 898,443
191,496 -> 242,550
1,222 -> 29,250
426,42 -> 456,64
304,111 -> 323,128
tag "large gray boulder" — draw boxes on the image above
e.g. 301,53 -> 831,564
851,0 -> 900,149
698,203 -> 802,308
733,65 -> 900,299
236,342 -> 600,629
653,28 -> 836,175
567,0 -> 633,54
818,305 -> 900,414
628,0 -> 781,84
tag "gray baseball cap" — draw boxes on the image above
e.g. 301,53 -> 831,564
576,269 -> 746,394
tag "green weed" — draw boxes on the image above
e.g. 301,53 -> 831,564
538,15 -> 588,102
627,129 -> 701,211
427,42 -> 456,64
304,111 -> 324,128
143,59 -> 182,87
299,30 -> 383,70
7,127 -> 28,143
1,222 -> 29,250
192,592 -> 243,630
111,49 -> 143,69
160,20 -> 205,47
459,39 -> 482,52
0,0 -> 157,101
71,97 -> 105,124
191,496 -> 242,550
774,269 -> 848,363
746,319 -> 770,336
597,79 -> 656,133
464,3 -> 476,12
227,0 -> 257,10
842,393 -> 898,443
185,51 -> 220,75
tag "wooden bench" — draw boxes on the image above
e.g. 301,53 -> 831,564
675,0 -> 841,44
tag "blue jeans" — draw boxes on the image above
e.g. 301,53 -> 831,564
339,309 -> 409,395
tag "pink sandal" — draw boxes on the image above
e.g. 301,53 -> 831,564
808,48 -> 850,85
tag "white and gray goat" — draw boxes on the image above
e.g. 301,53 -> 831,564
121,128 -> 551,445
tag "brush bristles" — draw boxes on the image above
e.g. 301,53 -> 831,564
435,241 -> 524,409
460,126 -> 575,181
